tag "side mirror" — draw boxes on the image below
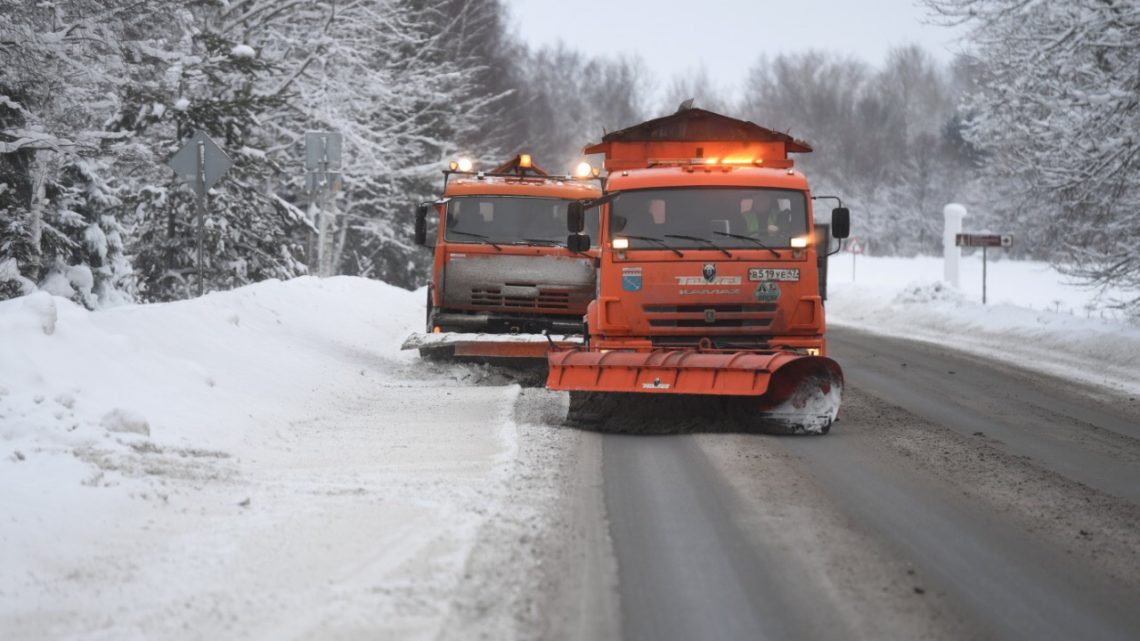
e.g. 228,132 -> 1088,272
567,201 -> 585,233
567,233 -> 591,253
414,203 -> 429,246
831,207 -> 850,239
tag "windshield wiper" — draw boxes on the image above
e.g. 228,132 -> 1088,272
621,235 -> 684,257
664,234 -> 732,257
712,231 -> 779,257
449,230 -> 502,251
520,237 -> 565,247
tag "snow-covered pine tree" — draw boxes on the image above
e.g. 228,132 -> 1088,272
121,5 -> 308,301
0,1 -> 136,307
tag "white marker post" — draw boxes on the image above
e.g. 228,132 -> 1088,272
847,237 -> 865,282
943,204 -> 967,288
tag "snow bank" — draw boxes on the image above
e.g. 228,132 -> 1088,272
0,276 -> 420,451
828,254 -> 1140,395
0,277 -> 532,639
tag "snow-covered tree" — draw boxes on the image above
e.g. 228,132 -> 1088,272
119,5 -> 308,301
0,0 -> 136,307
741,48 -> 982,256
515,45 -> 650,174
926,0 -> 1140,312
241,0 -> 515,287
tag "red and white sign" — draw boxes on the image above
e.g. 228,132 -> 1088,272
847,237 -> 866,254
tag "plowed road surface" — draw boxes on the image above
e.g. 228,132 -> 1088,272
506,326 -> 1140,641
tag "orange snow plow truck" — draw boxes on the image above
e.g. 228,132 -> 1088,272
549,108 -> 850,433
403,154 -> 602,360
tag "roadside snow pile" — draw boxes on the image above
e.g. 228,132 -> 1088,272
828,255 -> 1140,395
0,277 -> 532,639
0,277 -> 420,453
893,281 -> 967,304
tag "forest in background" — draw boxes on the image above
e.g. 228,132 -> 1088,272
1,0 -> 1136,314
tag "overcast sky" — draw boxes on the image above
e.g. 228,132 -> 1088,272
504,0 -> 965,101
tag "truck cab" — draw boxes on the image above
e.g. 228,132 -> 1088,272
550,109 -> 849,433
586,166 -> 831,353
409,155 -> 602,358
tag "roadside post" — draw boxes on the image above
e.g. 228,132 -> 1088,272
167,130 -> 233,297
305,132 -> 343,277
846,236 -> 865,282
943,204 -> 967,288
955,233 -> 1013,304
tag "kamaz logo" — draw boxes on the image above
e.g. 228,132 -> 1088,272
676,275 -> 741,285
703,263 -> 716,282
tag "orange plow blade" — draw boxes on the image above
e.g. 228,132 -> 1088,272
547,350 -> 844,434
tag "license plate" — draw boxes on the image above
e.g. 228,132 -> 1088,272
749,268 -> 800,282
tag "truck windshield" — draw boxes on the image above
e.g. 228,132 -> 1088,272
444,196 -> 597,245
609,188 -> 808,249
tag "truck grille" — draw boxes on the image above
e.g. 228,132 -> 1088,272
643,303 -> 777,329
470,287 -> 575,310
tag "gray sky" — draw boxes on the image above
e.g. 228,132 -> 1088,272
505,0 -> 965,100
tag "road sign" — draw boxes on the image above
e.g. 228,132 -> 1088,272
168,130 -> 232,198
306,171 -> 343,195
955,232 -> 1012,304
956,233 -> 1012,248
305,132 -> 342,172
167,130 -> 233,297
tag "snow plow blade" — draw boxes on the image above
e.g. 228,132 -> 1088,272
547,350 -> 843,434
403,332 -> 581,360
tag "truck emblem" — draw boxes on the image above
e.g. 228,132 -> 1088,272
622,267 -> 643,292
702,263 -> 716,283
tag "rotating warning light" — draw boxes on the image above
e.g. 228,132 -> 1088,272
519,154 -> 532,168
574,161 -> 593,179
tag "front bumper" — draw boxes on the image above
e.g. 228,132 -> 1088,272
431,311 -> 584,336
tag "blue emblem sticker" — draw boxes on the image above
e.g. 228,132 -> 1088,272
622,267 -> 643,292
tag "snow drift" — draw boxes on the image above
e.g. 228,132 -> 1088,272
0,277 -> 530,640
